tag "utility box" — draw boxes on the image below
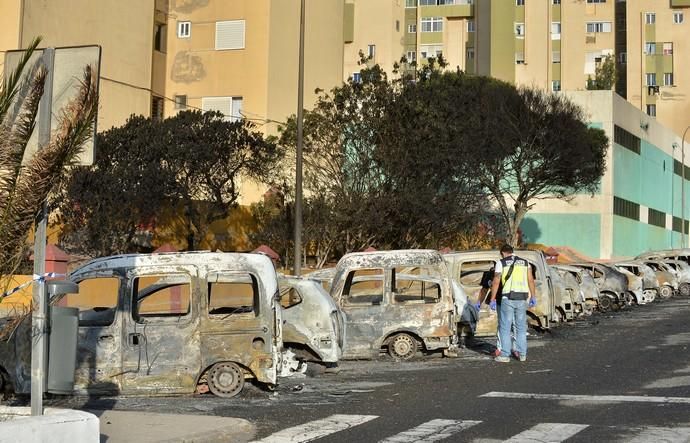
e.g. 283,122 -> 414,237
46,281 -> 79,395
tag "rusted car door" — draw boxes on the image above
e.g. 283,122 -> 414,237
120,266 -> 201,394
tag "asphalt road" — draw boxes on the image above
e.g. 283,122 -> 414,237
46,296 -> 690,442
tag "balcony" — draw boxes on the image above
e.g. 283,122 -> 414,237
420,0 -> 474,18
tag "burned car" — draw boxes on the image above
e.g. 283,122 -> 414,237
278,275 -> 344,365
636,260 -> 678,299
553,264 -> 598,315
552,266 -> 588,318
444,249 -> 557,332
615,262 -> 658,303
330,250 -> 462,360
569,263 -> 627,311
0,252 -> 285,398
660,260 -> 690,296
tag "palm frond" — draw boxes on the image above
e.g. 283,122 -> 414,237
0,64 -> 98,275
0,37 -> 42,122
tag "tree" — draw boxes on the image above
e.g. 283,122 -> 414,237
0,37 -> 98,285
56,111 -> 282,257
471,86 -> 608,245
587,54 -> 616,90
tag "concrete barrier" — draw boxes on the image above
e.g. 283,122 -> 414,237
0,406 -> 99,443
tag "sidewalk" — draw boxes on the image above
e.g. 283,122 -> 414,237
92,410 -> 256,443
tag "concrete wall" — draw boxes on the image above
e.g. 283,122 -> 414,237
0,407 -> 99,443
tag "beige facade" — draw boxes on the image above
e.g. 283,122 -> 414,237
0,0 -> 155,131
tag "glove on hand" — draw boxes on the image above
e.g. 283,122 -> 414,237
529,297 -> 537,308
474,302 -> 481,310
489,300 -> 497,311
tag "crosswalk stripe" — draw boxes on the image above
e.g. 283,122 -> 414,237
503,423 -> 589,443
624,426 -> 690,443
379,419 -> 482,443
481,391 -> 690,404
251,414 -> 379,443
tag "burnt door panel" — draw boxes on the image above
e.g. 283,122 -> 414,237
121,269 -> 201,394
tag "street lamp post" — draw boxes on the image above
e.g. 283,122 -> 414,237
682,126 -> 690,249
294,0 -> 305,276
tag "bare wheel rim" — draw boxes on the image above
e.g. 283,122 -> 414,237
389,334 -> 417,360
598,296 -> 611,311
208,362 -> 244,398
660,285 -> 673,299
680,283 -> 690,297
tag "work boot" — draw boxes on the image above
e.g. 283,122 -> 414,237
495,355 -> 510,363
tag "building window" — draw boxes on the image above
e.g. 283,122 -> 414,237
552,80 -> 561,92
515,52 -> 525,64
619,52 -> 627,64
466,47 -> 475,59
154,23 -> 167,52
646,104 -> 656,117
648,208 -> 665,227
645,13 -> 656,25
352,72 -> 362,83
174,95 -> 187,110
646,73 -> 657,86
406,51 -> 417,62
516,0 -> 524,5
586,22 -> 612,33
406,0 -> 417,7
177,21 -> 191,38
515,23 -> 525,37
663,42 -> 673,55
613,196 -> 640,221
421,17 -> 443,32
151,96 -> 164,121
368,44 -> 376,58
201,96 -> 243,122
420,44 -> 443,59
396,20 -> 400,32
215,20 -> 245,50
553,0 -> 561,4
553,51 -> 561,63
614,125 -> 641,154
644,42 -> 656,55
674,12 -> 684,24
587,0 -> 606,3
551,22 -> 561,39
673,217 -> 689,234
467,20 -> 475,32
408,24 -> 417,33
664,72 -> 674,86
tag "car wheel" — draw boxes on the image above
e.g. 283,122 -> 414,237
388,333 -> 417,361
679,283 -> 690,297
597,295 -> 612,312
208,362 -> 245,398
659,285 -> 673,299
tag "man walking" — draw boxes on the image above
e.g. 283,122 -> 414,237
488,244 -> 537,362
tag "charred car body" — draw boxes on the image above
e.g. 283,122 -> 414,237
614,262 -> 658,303
553,265 -> 598,315
1,252 -> 286,398
278,275 -> 344,365
329,250 -> 464,360
444,249 -> 558,332
636,260 -> 678,299
569,263 -> 627,311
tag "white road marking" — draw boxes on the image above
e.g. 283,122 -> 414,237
481,391 -> 690,404
251,414 -> 378,443
379,419 -> 482,443
624,427 -> 690,443
503,423 -> 589,443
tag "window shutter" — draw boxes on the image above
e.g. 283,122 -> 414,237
216,20 -> 245,50
202,97 -> 232,118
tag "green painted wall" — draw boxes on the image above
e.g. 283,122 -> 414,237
613,141 -> 673,214
520,213 -> 601,259
612,216 -> 673,257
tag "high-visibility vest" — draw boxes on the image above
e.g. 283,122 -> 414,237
500,255 -> 530,299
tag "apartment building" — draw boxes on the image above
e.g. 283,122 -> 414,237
0,0 -> 345,137
347,0 -> 689,137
